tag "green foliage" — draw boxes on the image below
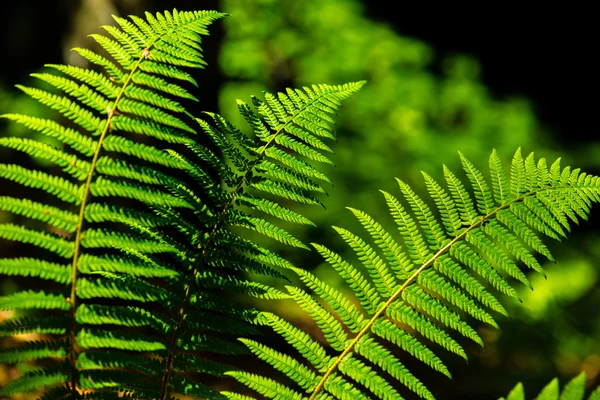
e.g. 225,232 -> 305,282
223,149 -> 600,400
500,372 -> 599,400
0,8 -> 362,398
1,4 -> 598,400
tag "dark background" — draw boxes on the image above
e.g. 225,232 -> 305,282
2,2 -> 597,145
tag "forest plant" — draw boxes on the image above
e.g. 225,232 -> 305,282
500,372 -> 599,400
222,149 -> 600,400
0,8 -> 363,398
0,6 -> 598,400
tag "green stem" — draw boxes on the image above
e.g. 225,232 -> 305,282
67,51 -> 146,398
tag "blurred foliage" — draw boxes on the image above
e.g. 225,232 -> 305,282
218,0 -> 550,251
0,0 -> 598,398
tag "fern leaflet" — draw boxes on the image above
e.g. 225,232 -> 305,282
500,372 -> 599,400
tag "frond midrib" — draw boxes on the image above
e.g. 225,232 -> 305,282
158,86 -> 354,399
307,184 -> 576,399
65,15 -> 211,396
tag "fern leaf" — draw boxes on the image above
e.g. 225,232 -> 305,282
311,243 -> 381,314
0,258 -> 70,284
0,137 -> 90,180
0,196 -> 77,231
229,149 -> 600,400
0,315 -> 68,337
0,224 -> 73,257
347,206 -> 411,280
31,72 -> 111,112
16,85 -> 103,133
76,304 -> 169,333
91,177 -> 191,208
490,148 -> 511,205
0,367 -> 68,396
0,291 -> 70,311
1,113 -> 97,156
535,378 -> 560,400
422,171 -> 465,237
289,286 -> 348,350
559,372 -> 586,400
238,195 -> 316,226
459,151 -> 495,214
500,372 -> 595,400
292,266 -> 365,333
78,253 -> 177,279
0,164 -> 83,204
101,135 -> 186,169
77,274 -> 172,303
237,216 -> 309,249
81,229 -> 178,253
241,338 -> 319,390
225,372 -> 304,400
333,225 -> 397,296
387,301 -> 466,359
355,336 -> 435,400
0,6 -> 362,398
0,340 -> 67,363
77,328 -> 166,352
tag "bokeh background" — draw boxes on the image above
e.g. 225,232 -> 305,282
1,0 -> 598,398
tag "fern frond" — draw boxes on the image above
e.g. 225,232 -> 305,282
0,5 -> 364,397
0,315 -> 69,337
228,149 -> 600,400
139,80 -> 363,399
0,9 -> 228,399
0,291 -> 70,311
101,135 -> 186,169
499,372 -> 598,400
76,304 -> 169,333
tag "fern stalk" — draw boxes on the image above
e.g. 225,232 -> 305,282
66,49 -> 145,398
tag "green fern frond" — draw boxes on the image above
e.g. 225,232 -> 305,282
0,5 -> 365,398
499,372 -> 598,400
0,258 -> 70,283
137,80 -> 363,399
0,8 -> 227,398
227,148 -> 600,400
1,113 -> 98,156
